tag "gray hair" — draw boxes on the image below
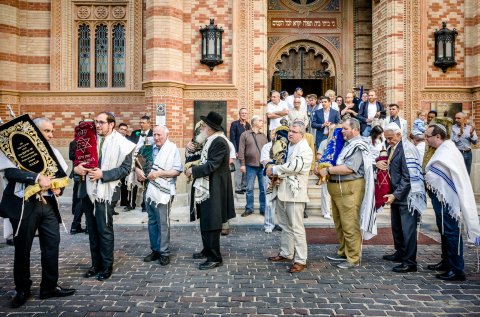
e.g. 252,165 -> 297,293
250,115 -> 260,126
384,122 -> 402,135
290,120 -> 306,134
32,117 -> 52,128
154,125 -> 169,135
344,118 -> 360,131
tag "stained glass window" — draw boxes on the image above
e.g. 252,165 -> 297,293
112,24 -> 125,87
95,24 -> 108,87
78,24 -> 90,88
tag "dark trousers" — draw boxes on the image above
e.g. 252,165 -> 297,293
390,203 -> 419,266
201,230 -> 222,262
429,192 -> 464,273
10,201 -> 60,292
462,151 -> 472,175
83,197 -> 115,271
120,177 -> 129,206
71,180 -> 85,230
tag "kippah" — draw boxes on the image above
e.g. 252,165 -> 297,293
433,123 -> 447,134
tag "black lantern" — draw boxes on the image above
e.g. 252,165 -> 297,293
434,22 -> 458,73
200,19 -> 224,70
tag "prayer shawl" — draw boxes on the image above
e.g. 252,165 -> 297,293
425,140 -> 480,246
145,140 -> 178,206
336,138 -> 376,240
403,140 -> 427,215
193,131 -> 230,204
86,130 -> 135,204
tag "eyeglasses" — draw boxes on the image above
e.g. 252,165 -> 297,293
95,120 -> 108,125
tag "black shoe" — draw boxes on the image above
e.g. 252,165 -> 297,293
84,227 -> 89,234
392,264 -> 417,273
235,190 -> 244,194
199,260 -> 222,270
143,251 -> 160,262
141,208 -> 146,212
241,211 -> 252,217
436,270 -> 466,281
70,227 -> 85,235
427,261 -> 449,271
273,225 -> 282,232
159,255 -> 170,266
84,266 -> 100,278
97,268 -> 112,281
303,211 -> 308,218
10,289 -> 31,308
125,206 -> 135,211
383,253 -> 402,262
39,286 -> 76,300
260,211 -> 265,216
192,252 -> 207,259
6,238 -> 14,246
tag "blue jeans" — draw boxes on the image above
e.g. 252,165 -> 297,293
245,165 -> 265,214
429,191 -> 464,273
362,125 -> 372,137
146,200 -> 171,256
462,150 -> 472,175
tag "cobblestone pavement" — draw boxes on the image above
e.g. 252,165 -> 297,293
1,219 -> 480,316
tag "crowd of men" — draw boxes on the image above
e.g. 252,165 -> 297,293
0,87 -> 479,308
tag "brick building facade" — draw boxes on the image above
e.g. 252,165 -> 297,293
0,0 -> 479,149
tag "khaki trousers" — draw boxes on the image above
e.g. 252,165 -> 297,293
327,178 -> 365,265
276,199 -> 307,265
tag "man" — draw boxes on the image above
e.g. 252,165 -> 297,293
427,110 -> 437,125
357,90 -> 384,136
382,104 -> 408,140
69,138 -> 86,233
117,123 -> 129,137
185,111 -> 236,270
357,92 -> 368,113
311,96 -> 341,149
288,97 -> 309,127
318,119 -> 375,269
136,125 -> 182,266
238,116 -> 268,217
376,123 -> 418,273
229,108 -> 251,194
306,94 -> 320,135
267,90 -> 289,132
0,117 -> 75,308
451,112 -> 477,175
266,121 -> 313,273
127,115 -> 153,211
286,87 -> 307,110
340,92 -> 359,119
424,124 -> 480,281
75,112 -> 135,281
325,90 -> 339,111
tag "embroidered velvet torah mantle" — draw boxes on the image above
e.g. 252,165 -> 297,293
74,120 -> 98,169
0,114 -> 69,199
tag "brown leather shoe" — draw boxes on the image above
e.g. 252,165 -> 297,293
221,229 -> 230,236
288,262 -> 306,273
268,254 -> 291,262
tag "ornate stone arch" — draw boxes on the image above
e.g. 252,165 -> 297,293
267,35 -> 341,88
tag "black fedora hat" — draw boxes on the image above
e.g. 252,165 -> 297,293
200,111 -> 224,131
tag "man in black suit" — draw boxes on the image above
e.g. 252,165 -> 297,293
311,96 -> 341,149
0,117 -> 75,308
376,122 -> 418,273
74,112 -> 135,281
126,115 -> 153,211
185,112 -> 236,270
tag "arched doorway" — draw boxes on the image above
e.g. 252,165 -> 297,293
270,41 -> 336,97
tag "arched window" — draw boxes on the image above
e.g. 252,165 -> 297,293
112,23 -> 126,87
95,24 -> 108,87
78,24 -> 90,88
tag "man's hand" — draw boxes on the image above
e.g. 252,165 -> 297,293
74,162 -> 90,177
52,188 -> 61,196
147,170 -> 160,181
185,168 -> 193,177
384,194 -> 396,205
135,167 -> 147,182
240,166 -> 246,174
186,141 -> 195,152
266,167 -> 273,177
37,174 -> 52,191
319,168 -> 328,178
376,160 -> 388,171
366,118 -> 373,123
88,168 -> 103,182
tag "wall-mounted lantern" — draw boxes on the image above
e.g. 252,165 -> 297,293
434,22 -> 458,73
200,19 -> 224,70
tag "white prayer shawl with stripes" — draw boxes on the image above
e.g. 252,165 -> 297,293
425,140 -> 480,246
336,138 -> 377,240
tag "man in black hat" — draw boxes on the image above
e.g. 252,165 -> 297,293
185,111 -> 236,270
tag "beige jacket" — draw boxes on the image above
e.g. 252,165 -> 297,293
274,138 -> 313,203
